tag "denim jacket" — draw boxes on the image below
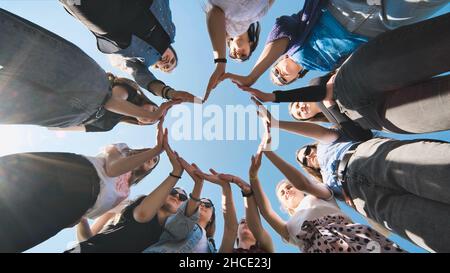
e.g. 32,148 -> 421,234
143,202 -> 217,253
108,0 -> 175,92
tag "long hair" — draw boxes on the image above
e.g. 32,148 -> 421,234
203,198 -> 216,239
275,179 -> 297,216
295,143 -> 323,183
125,148 -> 160,186
288,102 -> 329,123
107,73 -> 158,125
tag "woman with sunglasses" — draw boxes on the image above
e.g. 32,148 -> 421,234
65,125 -> 186,253
144,157 -> 217,253
238,13 -> 450,135
0,9 -> 179,131
205,170 -> 275,253
256,102 -> 450,252
202,0 -> 274,102
222,0 -> 448,88
0,117 -> 168,253
248,137 -> 402,253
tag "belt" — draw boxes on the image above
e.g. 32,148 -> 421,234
336,143 -> 361,209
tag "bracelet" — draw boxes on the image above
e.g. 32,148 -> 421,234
189,193 -> 202,202
162,86 -> 172,99
242,189 -> 254,197
214,58 -> 227,64
169,172 -> 182,179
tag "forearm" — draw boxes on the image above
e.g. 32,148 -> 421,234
244,196 -> 265,241
134,175 -> 179,222
47,126 -> 86,132
264,151 -> 310,191
249,38 -> 289,83
207,6 -> 227,59
76,218 -> 93,242
222,184 -> 238,233
90,212 -> 116,235
104,96 -> 156,120
186,181 -> 204,217
106,147 -> 160,177
277,120 -> 338,143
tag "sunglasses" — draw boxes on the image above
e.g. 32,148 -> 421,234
170,188 -> 188,202
200,199 -> 214,209
301,145 -> 314,166
271,66 -> 289,85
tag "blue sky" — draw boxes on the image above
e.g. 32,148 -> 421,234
0,0 -> 449,253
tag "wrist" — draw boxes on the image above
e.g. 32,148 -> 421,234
269,93 -> 276,102
189,193 -> 202,202
164,87 -> 176,100
242,188 -> 254,197
171,168 -> 183,177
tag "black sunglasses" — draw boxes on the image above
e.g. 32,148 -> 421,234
200,199 -> 214,208
170,188 -> 188,201
301,145 -> 314,166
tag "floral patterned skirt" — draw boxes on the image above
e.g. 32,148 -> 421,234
299,215 -> 405,253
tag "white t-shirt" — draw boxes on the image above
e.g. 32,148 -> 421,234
192,227 -> 209,253
83,143 -> 131,219
207,0 -> 272,37
286,195 -> 346,250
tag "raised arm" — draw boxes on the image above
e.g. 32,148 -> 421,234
103,118 -> 166,177
197,169 -> 239,253
133,128 -> 184,223
76,213 -> 116,242
249,152 -> 290,241
252,97 -> 339,143
177,158 -> 205,217
203,5 -> 227,102
222,38 -> 290,87
220,172 -> 275,253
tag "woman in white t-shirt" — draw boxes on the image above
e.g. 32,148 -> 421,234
203,0 -> 274,102
0,118 -> 166,253
249,132 -> 404,253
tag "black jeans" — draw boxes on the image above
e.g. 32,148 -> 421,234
334,13 -> 450,133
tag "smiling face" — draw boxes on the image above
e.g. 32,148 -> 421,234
199,198 -> 214,224
227,32 -> 251,61
154,47 -> 177,73
297,145 -> 320,170
276,181 -> 305,212
289,102 -> 322,121
271,55 -> 302,86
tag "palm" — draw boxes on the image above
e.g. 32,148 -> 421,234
178,157 -> 203,183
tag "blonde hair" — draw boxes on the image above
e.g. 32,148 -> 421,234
275,179 -> 301,216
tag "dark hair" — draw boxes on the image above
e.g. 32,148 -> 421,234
227,22 -> 261,62
107,73 -> 158,126
288,102 -> 329,122
295,143 -> 323,183
203,198 -> 216,238
168,45 -> 178,68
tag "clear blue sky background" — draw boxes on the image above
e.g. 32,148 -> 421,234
0,0 -> 448,253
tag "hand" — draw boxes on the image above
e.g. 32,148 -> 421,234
249,151 -> 262,179
153,99 -> 182,121
162,129 -> 183,176
237,84 -> 275,102
221,73 -> 256,87
177,157 -> 204,184
251,97 -> 278,127
195,168 -> 229,188
203,63 -> 226,103
218,174 -> 252,195
259,121 -> 273,152
169,90 -> 202,104
154,116 -> 165,151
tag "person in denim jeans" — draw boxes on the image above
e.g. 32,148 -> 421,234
60,0 -> 199,103
255,100 -> 450,253
144,157 -> 217,253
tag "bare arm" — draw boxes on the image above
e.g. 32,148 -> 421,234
264,151 -> 332,200
244,195 -> 275,252
206,5 -> 227,61
277,120 -> 339,143
250,38 -> 290,83
250,175 -> 289,241
218,183 -> 239,253
133,129 -> 184,223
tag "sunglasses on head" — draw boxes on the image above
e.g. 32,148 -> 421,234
301,145 -> 314,166
200,199 -> 214,208
170,188 -> 188,201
